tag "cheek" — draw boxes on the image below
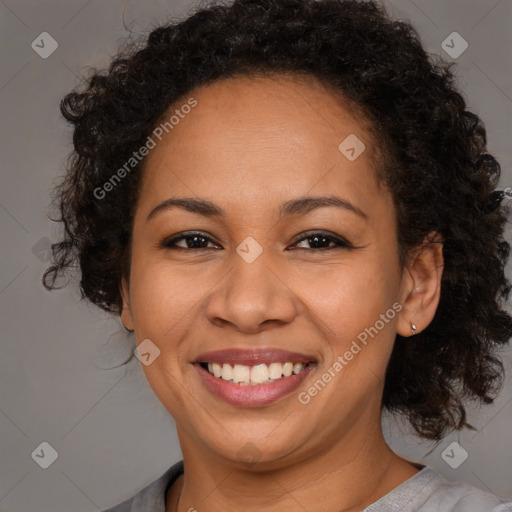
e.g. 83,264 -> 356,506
290,258 -> 399,339
128,256 -> 191,336
128,259 -> 197,410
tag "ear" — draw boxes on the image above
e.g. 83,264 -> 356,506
396,232 -> 444,337
120,276 -> 134,331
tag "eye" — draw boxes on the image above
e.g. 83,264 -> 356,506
289,231 -> 354,251
160,230 -> 353,251
160,231 -> 220,250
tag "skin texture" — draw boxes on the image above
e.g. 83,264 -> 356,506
120,74 -> 444,512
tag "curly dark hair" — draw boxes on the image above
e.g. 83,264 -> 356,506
43,0 -> 512,441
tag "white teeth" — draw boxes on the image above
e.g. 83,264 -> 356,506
204,361 -> 311,385
232,364 -> 251,384
251,363 -> 270,384
212,362 -> 222,378
268,362 -> 283,380
221,363 -> 233,381
282,362 -> 293,377
293,363 -> 305,374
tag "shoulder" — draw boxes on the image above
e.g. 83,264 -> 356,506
102,460 -> 184,512
364,466 -> 512,512
420,467 -> 512,512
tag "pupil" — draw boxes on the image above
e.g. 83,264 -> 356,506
310,235 -> 328,248
188,235 -> 206,248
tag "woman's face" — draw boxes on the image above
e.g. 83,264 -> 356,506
121,74 -> 424,467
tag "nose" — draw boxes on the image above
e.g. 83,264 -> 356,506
204,253 -> 297,333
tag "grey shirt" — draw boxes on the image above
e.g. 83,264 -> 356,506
103,460 -> 512,511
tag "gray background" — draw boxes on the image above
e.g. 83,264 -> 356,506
0,1 -> 511,510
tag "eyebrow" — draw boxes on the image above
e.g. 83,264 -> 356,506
146,195 -> 368,221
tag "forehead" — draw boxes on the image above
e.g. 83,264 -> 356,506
139,73 -> 385,217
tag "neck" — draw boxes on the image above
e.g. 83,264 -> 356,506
167,420 -> 419,512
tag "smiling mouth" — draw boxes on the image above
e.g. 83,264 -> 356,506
198,361 -> 316,386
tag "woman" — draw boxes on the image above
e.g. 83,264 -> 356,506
44,0 -> 512,510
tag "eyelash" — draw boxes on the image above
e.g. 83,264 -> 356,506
160,230 -> 354,252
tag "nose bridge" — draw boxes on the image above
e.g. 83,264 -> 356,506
230,249 -> 278,305
205,244 -> 296,331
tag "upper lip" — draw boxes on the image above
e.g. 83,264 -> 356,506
194,348 -> 317,366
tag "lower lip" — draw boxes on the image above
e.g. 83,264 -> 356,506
194,363 -> 315,407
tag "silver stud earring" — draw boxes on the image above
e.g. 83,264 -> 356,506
410,322 -> 418,335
